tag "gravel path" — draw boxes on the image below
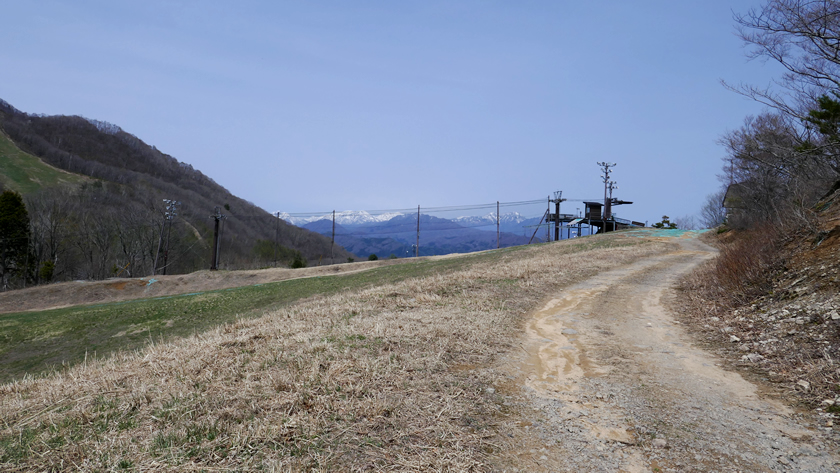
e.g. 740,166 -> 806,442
499,235 -> 840,472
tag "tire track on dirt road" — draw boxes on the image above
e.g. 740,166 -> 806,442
504,234 -> 840,472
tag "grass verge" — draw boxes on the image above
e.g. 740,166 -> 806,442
0,236 -> 626,384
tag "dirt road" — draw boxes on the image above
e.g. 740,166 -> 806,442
502,234 -> 840,472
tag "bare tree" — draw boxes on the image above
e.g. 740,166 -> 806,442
675,215 -> 699,230
25,187 -> 75,282
719,111 -> 835,227
700,190 -> 727,228
729,0 -> 840,118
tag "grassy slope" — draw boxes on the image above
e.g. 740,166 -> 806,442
0,131 -> 86,194
0,241 -> 558,383
0,232 -> 669,471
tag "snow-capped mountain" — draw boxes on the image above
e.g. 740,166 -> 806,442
277,210 -> 403,226
281,210 -> 538,228
453,212 -> 529,226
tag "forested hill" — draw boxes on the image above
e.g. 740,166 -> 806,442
0,98 -> 352,283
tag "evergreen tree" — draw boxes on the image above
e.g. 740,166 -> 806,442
652,215 -> 678,229
0,190 -> 31,288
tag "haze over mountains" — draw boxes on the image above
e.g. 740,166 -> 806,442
281,211 -> 550,258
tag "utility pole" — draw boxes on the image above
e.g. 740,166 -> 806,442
546,196 -> 550,242
331,210 -> 335,264
607,180 -> 618,231
274,212 -> 280,267
210,206 -> 226,270
496,201 -> 500,249
153,206 -> 166,275
415,205 -> 420,257
550,191 -> 566,241
597,162 -> 616,220
161,199 -> 180,275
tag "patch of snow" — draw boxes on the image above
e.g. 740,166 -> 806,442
453,212 -> 528,225
277,210 -> 404,226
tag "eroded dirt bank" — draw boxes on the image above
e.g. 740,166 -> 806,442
497,235 -> 840,472
0,258 -> 409,313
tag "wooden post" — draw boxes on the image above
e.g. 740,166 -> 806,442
528,210 -> 548,245
415,206 -> 420,257
496,201 -> 500,249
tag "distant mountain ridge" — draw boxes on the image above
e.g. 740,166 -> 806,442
294,212 -> 543,258
282,210 -> 544,233
278,210 -> 404,226
452,212 -> 547,236
453,211 -> 528,225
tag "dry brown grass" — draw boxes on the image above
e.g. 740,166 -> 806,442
0,236 -> 667,471
685,225 -> 784,313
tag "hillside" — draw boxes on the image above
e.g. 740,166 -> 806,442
680,184 -> 840,409
0,130 -> 87,194
0,98 -> 353,281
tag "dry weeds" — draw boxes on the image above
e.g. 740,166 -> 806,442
0,258 -> 409,314
678,228 -> 840,409
0,237 -> 667,471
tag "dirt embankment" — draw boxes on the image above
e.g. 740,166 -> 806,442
679,188 -> 840,410
0,258 -> 411,313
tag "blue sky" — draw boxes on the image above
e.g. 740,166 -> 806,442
1,1 -> 782,224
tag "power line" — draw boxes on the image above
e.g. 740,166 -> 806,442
326,219 -> 551,238
280,198 -> 550,218
280,198 -> 605,219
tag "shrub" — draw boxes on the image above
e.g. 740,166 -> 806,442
39,261 -> 54,282
290,254 -> 307,269
368,254 -> 378,261
714,225 -> 782,299
689,223 -> 785,308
